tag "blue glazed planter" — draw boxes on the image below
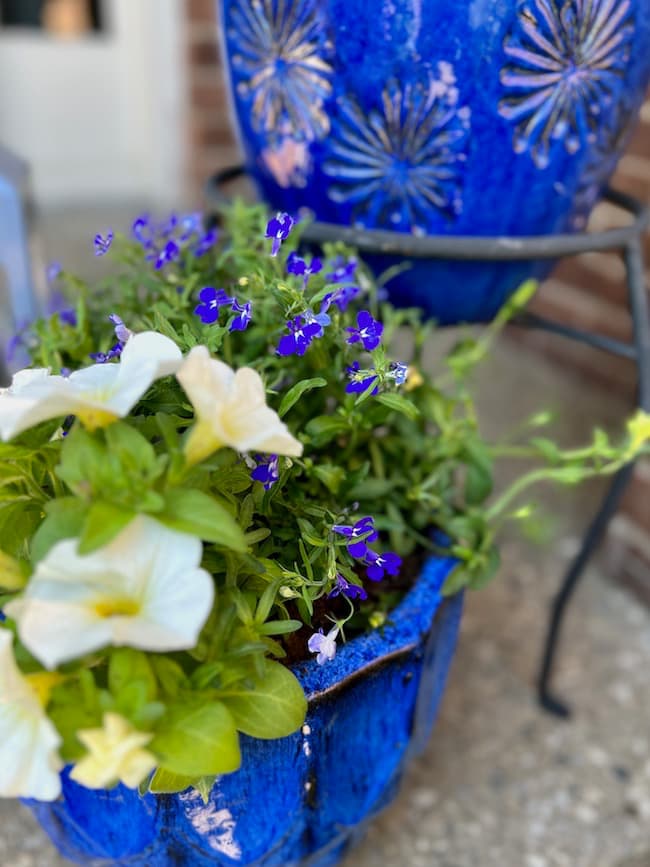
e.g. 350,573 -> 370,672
27,555 -> 463,866
218,0 -> 650,323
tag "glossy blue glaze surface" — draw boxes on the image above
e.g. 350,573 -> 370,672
27,555 -> 462,866
218,0 -> 650,323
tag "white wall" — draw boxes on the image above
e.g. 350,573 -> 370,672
0,0 -> 186,208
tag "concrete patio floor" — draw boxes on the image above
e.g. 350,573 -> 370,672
0,208 -> 648,867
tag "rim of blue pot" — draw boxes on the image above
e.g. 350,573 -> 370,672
291,554 -> 458,704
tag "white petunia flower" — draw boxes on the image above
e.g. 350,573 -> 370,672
5,515 -> 214,670
0,331 -> 182,440
0,630 -> 63,800
70,712 -> 156,790
176,346 -> 303,465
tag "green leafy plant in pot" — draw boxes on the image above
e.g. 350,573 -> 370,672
0,204 -> 647,866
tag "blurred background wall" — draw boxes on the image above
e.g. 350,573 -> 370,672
1,0 -> 649,593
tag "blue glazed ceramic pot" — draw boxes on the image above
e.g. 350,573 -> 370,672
27,555 -> 463,867
218,0 -> 650,323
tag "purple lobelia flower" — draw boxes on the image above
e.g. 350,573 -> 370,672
229,300 -> 252,332
326,256 -> 357,283
194,287 -> 233,325
346,310 -> 383,351
308,626 -> 339,665
94,231 -> 113,257
194,228 -> 218,258
154,240 -> 180,270
265,212 -> 294,256
132,214 -> 152,246
328,574 -> 368,602
250,454 -> 280,490
330,284 -> 361,312
364,550 -> 402,582
345,362 -> 379,396
46,261 -> 62,287
90,343 -> 123,364
5,323 -> 30,366
333,516 -> 378,558
277,315 -> 322,357
287,251 -> 323,285
303,303 -> 331,337
58,309 -> 77,327
109,313 -> 133,344
387,362 -> 408,385
178,212 -> 202,242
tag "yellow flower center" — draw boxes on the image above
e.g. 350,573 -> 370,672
94,597 -> 140,618
26,672 -> 66,707
76,407 -> 119,432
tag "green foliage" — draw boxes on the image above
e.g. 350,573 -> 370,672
219,660 -> 307,740
151,701 -> 241,777
1,202 -> 647,794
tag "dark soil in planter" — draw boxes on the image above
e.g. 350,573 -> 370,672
282,549 -> 428,665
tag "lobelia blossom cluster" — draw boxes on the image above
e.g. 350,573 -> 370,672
194,287 -> 252,332
333,516 -> 402,584
132,212 -> 217,269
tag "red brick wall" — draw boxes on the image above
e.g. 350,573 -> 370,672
182,0 -> 649,586
184,0 -> 238,201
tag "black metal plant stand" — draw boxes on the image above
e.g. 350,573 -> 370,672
206,168 -> 650,719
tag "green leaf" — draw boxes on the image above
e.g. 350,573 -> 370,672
30,498 -> 86,563
257,619 -> 302,636
109,649 -> 157,702
465,464 -> 492,505
531,437 -> 563,464
194,775 -> 217,804
78,501 -> 135,555
105,422 -> 158,473
56,428 -> 105,496
278,378 -> 327,418
149,768 -> 195,794
376,393 -> 420,421
151,701 -> 241,777
220,660 -> 307,740
150,657 -> 189,698
312,464 -> 345,494
159,489 -> 246,551
0,549 -> 27,590
347,478 -> 396,499
305,416 -> 348,447
48,676 -> 103,761
441,564 -> 469,596
469,546 -> 501,590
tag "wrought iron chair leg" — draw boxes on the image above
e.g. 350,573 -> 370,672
537,463 -> 637,718
538,238 -> 650,718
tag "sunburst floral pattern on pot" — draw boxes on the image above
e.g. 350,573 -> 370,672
324,63 -> 471,232
499,0 -> 634,169
228,0 -> 333,187
571,100 -> 633,228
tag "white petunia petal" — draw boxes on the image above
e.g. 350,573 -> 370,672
119,331 -> 183,379
0,631 -> 62,800
176,346 -> 235,419
0,331 -> 182,441
0,372 -> 72,440
176,347 -> 303,460
7,516 -> 214,668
